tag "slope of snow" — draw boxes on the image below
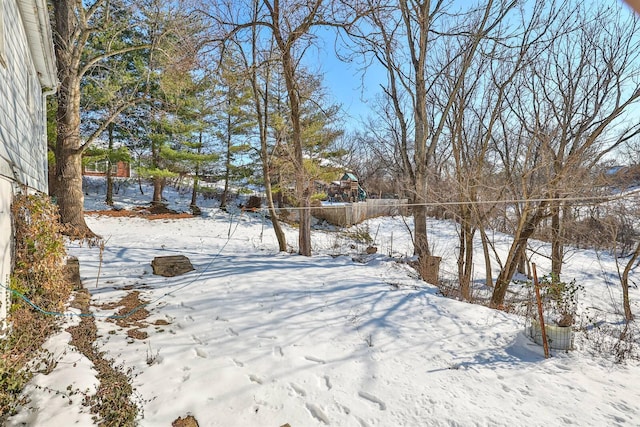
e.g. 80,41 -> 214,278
7,182 -> 640,426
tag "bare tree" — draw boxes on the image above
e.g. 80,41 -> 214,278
348,0 -> 518,282
439,0 -> 559,300
619,241 -> 639,321
237,7 -> 288,251
490,2 -> 640,306
205,0 -> 364,255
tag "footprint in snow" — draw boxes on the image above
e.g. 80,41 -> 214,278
249,374 -> 264,385
226,327 -> 239,337
305,403 -> 330,425
257,335 -> 277,340
290,383 -> 307,397
323,375 -> 332,390
273,346 -> 284,357
358,391 -> 387,411
194,347 -> 208,358
304,355 -> 326,364
337,403 -> 351,415
181,302 -> 196,311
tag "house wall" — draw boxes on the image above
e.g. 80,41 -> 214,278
0,178 -> 12,333
0,0 -> 53,332
0,1 -> 49,193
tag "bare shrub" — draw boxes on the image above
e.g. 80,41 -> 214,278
577,312 -> 640,364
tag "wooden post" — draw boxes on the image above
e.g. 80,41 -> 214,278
533,263 -> 550,358
65,256 -> 82,290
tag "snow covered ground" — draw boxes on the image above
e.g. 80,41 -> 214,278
7,179 -> 640,426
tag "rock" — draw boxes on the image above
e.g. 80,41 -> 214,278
151,255 -> 194,277
172,415 -> 199,427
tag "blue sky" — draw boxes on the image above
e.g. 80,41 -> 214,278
303,0 -> 640,136
304,27 -> 387,131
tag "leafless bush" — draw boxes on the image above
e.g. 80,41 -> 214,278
577,312 -> 640,364
565,215 -> 637,253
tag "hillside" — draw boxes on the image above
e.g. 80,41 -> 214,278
6,180 -> 640,426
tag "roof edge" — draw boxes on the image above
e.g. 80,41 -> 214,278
17,0 -> 58,93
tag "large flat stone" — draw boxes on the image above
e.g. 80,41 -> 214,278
151,255 -> 194,277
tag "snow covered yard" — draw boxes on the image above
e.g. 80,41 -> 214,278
7,193 -> 640,426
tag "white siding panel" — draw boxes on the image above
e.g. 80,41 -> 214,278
0,2 -> 5,66
0,0 -> 48,193
0,176 -> 12,333
0,0 -> 53,326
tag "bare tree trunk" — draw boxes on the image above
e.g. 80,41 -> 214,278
457,224 -> 466,290
273,25 -> 312,255
408,0 -> 430,262
259,128 -> 287,251
458,219 -> 474,301
190,169 -> 199,208
463,227 -> 475,300
620,241 -> 639,322
517,250 -> 527,276
52,0 -> 96,238
138,174 -> 145,195
105,123 -> 114,206
152,178 -> 164,204
150,120 -> 164,205
259,112 -> 286,252
550,202 -> 563,279
263,161 -> 287,252
297,182 -> 312,256
413,204 -> 429,257
492,238 -> 527,308
491,201 -> 549,307
190,132 -> 202,211
220,96 -> 232,211
248,25 -> 287,252
480,226 -> 493,287
251,56 -> 287,252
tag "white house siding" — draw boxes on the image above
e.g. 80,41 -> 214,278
0,178 -> 12,332
0,0 -> 57,332
0,1 -> 49,192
